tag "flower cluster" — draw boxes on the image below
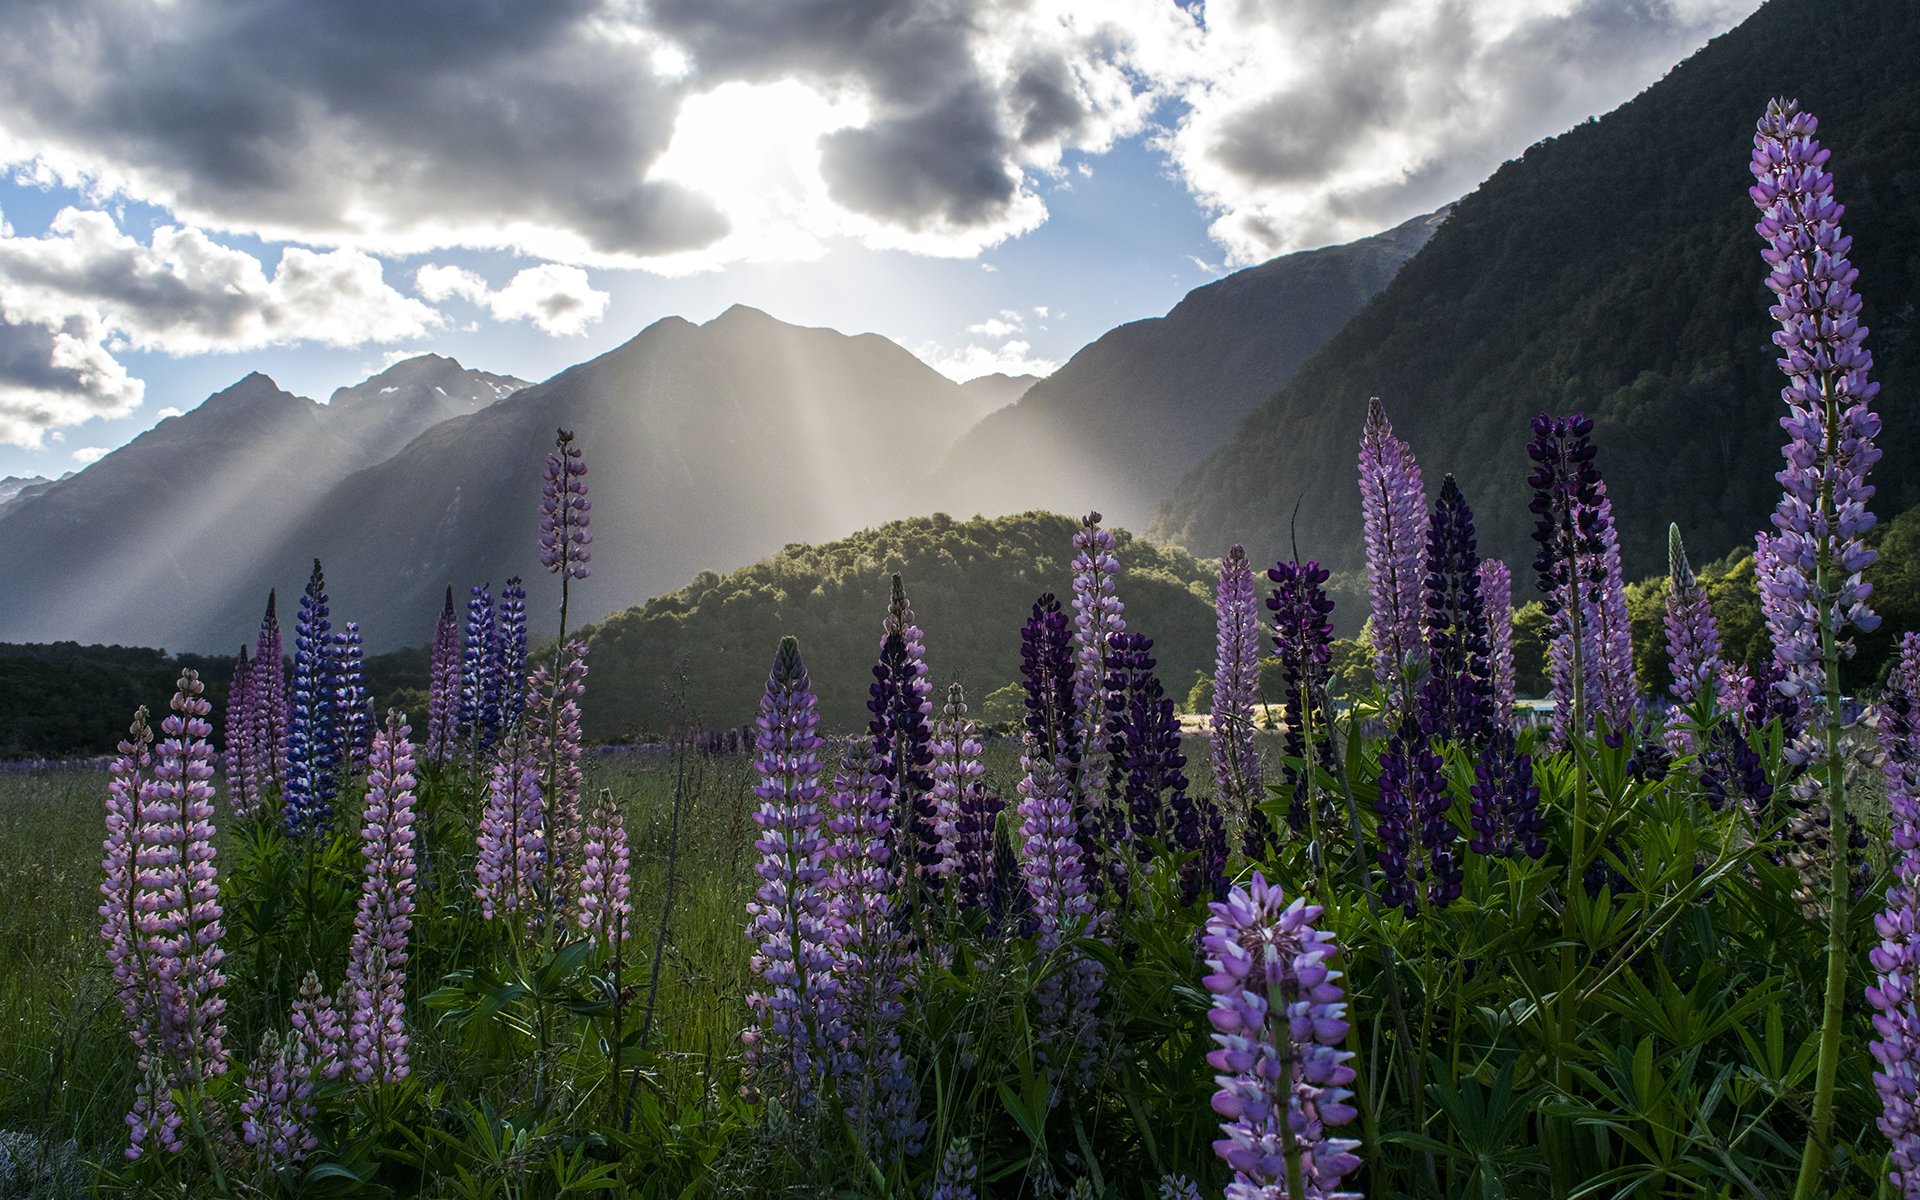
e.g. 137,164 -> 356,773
1358,397 -> 1429,706
239,1030 -> 316,1174
539,427 -> 592,581
335,620 -> 372,774
742,637 -> 838,1109
1070,512 -> 1125,791
461,584 -> 501,758
1750,98 -> 1882,695
348,711 -> 417,1085
869,575 -> 936,888
1201,873 -> 1361,1199
1468,730 -> 1544,860
930,684 -> 1001,911
577,787 -> 632,951
475,734 -> 544,921
1211,545 -> 1265,813
284,560 -> 339,836
530,639 -> 588,913
1869,633 -> 1920,1198
1375,717 -> 1463,916
222,646 -> 263,820
426,586 -> 461,764
253,590 -> 289,791
1419,475 -> 1493,744
498,577 -> 529,728
1480,559 -> 1516,731
1265,560 -> 1335,843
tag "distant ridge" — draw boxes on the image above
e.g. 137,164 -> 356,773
1151,0 -> 1920,582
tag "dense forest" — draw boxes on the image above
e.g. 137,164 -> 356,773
1150,0 -> 1920,588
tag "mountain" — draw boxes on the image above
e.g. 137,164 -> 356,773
580,510 -> 1218,738
0,356 -> 526,649
0,475 -> 51,509
1150,0 -> 1920,585
931,209 -> 1448,531
212,305 -> 1008,653
957,372 -> 1040,414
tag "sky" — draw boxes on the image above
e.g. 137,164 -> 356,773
0,0 -> 1763,481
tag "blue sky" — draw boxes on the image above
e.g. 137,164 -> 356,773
0,0 -> 1760,481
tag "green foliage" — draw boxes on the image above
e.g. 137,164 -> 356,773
0,643 -> 236,758
579,511 -> 1219,739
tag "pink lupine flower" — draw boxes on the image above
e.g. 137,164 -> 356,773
348,711 -> 417,1084
577,788 -> 632,950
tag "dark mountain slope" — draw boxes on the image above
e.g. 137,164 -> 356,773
933,209 -> 1446,530
218,306 -> 1002,653
1151,0 -> 1920,583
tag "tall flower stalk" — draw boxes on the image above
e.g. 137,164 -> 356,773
253,590 -> 289,791
1870,633 -> 1920,1195
870,575 -> 936,901
1201,873 -> 1361,1200
1419,475 -> 1493,745
742,637 -> 838,1109
1358,397 -> 1429,714
1264,560 -> 1336,861
475,731 -> 543,921
335,621 -> 372,775
284,561 -> 338,837
1070,512 -> 1125,876
1481,560 -> 1515,732
1211,545 -> 1264,833
461,584 -> 500,761
1664,524 -> 1729,755
539,429 -> 591,957
224,646 -> 262,820
1750,97 -> 1884,1198
348,711 -> 417,1085
930,683 -> 999,912
577,787 -> 631,951
529,641 -> 587,920
426,586 -> 461,765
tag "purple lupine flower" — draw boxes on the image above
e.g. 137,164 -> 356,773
1104,632 -> 1212,901
930,1138 -> 979,1200
530,640 -> 588,915
1663,525 -> 1730,757
1375,716 -> 1463,916
1587,496 -> 1638,733
291,970 -> 346,1083
931,684 -> 1000,911
1870,633 -> 1920,1193
1211,545 -> 1265,817
1157,1177 -> 1202,1200
461,584 -> 500,759
240,1031 -> 315,1174
1468,730 -> 1544,860
869,575 -> 937,889
1070,514 -> 1125,841
284,560 -> 339,836
1699,719 -> 1774,815
223,645 -> 262,820
496,577 -> 529,729
1481,560 -> 1516,731
1419,475 -> 1494,744
539,427 -> 592,582
253,590 -> 289,790
334,621 -> 372,775
1201,873 -> 1361,1199
577,787 -> 631,950
1358,397 -> 1429,708
742,636 -> 839,1109
348,711 -> 417,1085
426,586 -> 461,765
1265,560 -> 1336,843
825,732 -> 922,1160
475,734 -> 543,921
100,708 -> 156,1053
1750,98 -> 1882,701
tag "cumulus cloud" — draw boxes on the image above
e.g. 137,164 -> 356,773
919,338 -> 1060,383
0,206 -> 437,446
416,263 -> 610,336
69,445 -> 106,465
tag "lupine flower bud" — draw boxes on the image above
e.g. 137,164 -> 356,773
1202,873 -> 1361,1198
348,711 -> 417,1084
1869,633 -> 1920,1194
539,428 -> 592,580
1358,397 -> 1429,707
426,586 -> 461,765
743,637 -> 840,1110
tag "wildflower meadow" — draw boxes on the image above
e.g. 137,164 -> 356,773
0,98 -> 1912,1199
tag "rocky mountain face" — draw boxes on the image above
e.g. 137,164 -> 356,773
1150,0 -> 1920,584
0,356 -> 526,649
204,305 -> 1004,651
930,208 -> 1448,531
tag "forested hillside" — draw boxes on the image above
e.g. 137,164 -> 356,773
1151,0 -> 1920,585
580,512 -> 1218,738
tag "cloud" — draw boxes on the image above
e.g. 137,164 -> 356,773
0,205 -> 438,446
918,338 -> 1060,383
416,263 -> 610,336
69,444 -> 106,465
967,317 -> 1023,338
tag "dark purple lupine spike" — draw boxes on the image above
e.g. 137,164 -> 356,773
1467,730 -> 1544,860
1264,560 -> 1336,846
254,590 -> 289,789
461,584 -> 499,759
426,586 -> 460,765
1101,632 -> 1201,899
333,621 -> 372,776
284,560 -> 338,836
1418,475 -> 1493,745
497,578 -> 529,729
867,576 -> 936,890
223,644 -> 261,820
1211,545 -> 1264,815
1374,716 -> 1462,917
1699,718 -> 1774,816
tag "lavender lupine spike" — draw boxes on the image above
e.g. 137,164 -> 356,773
426,586 -> 461,765
825,730 -> 922,1159
930,1138 -> 979,1200
1664,525 -> 1729,756
253,591 -> 289,789
1265,560 -> 1336,844
1419,475 -> 1494,744
742,637 -> 839,1109
475,733 -> 543,921
100,708 -> 157,1069
1358,397 -> 1429,708
461,584 -> 500,758
931,683 -> 1000,911
1869,634 -> 1920,1195
577,788 -> 631,950
239,1031 -> 315,1174
1211,545 -> 1264,825
497,577 -> 529,728
1587,496 -> 1638,733
291,971 -> 346,1083
283,561 -> 338,836
1070,513 -> 1124,827
334,622 -> 372,775
1201,873 -> 1361,1200
529,640 -> 587,916
1480,560 -> 1516,731
223,646 -> 261,820
539,428 -> 592,582
1375,717 -> 1463,916
348,711 -> 417,1085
